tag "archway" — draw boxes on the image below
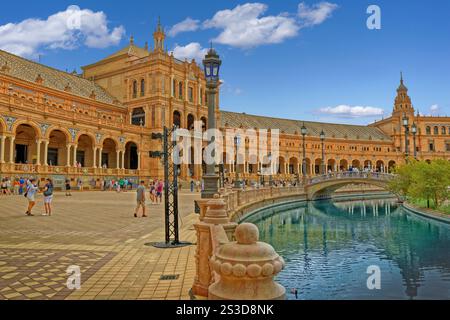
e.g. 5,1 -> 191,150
47,130 -> 69,166
102,138 -> 118,168
77,134 -> 94,167
314,158 -> 322,175
364,160 -> 373,170
388,160 -> 396,173
289,157 -> 299,175
351,159 -> 361,170
376,160 -> 385,173
327,159 -> 336,172
187,114 -> 195,130
14,124 -> 39,164
339,159 -> 348,171
173,111 -> 181,128
125,141 -> 139,170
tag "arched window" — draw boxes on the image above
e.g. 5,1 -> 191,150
140,79 -> 145,97
131,107 -> 145,126
426,126 -> 431,135
173,111 -> 181,127
178,82 -> 183,99
442,126 -> 446,135
132,80 -> 137,98
434,126 -> 439,135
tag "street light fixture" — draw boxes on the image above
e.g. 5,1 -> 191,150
234,134 -> 241,189
301,122 -> 307,182
320,130 -> 325,175
402,113 -> 410,158
411,122 -> 417,159
201,46 -> 222,198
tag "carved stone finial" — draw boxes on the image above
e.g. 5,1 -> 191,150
35,74 -> 43,84
203,194 -> 229,224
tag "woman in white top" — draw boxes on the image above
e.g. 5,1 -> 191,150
25,178 -> 39,216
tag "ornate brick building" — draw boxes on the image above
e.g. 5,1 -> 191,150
0,23 -> 449,188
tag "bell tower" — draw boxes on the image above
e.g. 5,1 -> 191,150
393,72 -> 415,116
153,17 -> 165,52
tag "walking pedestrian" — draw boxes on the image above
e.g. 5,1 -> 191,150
43,178 -> 54,216
25,178 -> 39,216
134,180 -> 147,218
65,179 -> 72,196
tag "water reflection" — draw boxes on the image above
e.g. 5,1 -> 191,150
245,198 -> 450,300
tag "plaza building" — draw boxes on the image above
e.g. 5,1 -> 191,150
0,23 -> 449,188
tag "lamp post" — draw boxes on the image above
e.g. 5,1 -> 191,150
234,134 -> 241,189
301,123 -> 307,183
320,130 -> 325,175
201,46 -> 222,198
402,113 -> 410,159
411,122 -> 417,159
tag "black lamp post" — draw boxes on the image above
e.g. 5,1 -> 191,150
402,113 -> 410,158
201,46 -> 222,198
320,130 -> 325,175
234,134 -> 241,189
301,123 -> 307,182
411,122 -> 417,159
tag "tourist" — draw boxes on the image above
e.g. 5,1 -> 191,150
42,178 -> 54,216
190,180 -> 194,192
0,178 -> 7,196
123,178 -> 128,192
134,180 -> 147,218
149,181 -> 156,204
77,178 -> 83,191
13,179 -> 20,195
65,179 -> 72,196
25,178 -> 39,216
156,180 -> 163,203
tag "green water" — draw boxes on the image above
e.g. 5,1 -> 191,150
245,198 -> 450,300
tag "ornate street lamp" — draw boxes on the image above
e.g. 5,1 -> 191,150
411,122 -> 417,159
234,134 -> 241,189
320,130 -> 325,175
201,46 -> 222,198
402,113 -> 410,158
301,122 -> 307,182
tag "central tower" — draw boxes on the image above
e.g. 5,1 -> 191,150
153,17 -> 165,51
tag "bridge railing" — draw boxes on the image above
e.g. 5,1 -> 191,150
308,171 -> 394,185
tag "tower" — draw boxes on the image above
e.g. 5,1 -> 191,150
393,72 -> 415,116
153,17 -> 165,52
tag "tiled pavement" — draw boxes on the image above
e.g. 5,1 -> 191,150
0,190 -> 201,300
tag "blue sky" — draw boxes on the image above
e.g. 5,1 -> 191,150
1,0 -> 449,124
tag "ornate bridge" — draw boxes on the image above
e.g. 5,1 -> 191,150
305,171 -> 394,201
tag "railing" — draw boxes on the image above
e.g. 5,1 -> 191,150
308,171 -> 394,185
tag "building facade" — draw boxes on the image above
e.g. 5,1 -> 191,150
0,23 -> 449,188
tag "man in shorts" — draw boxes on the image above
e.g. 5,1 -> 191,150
134,181 -> 147,218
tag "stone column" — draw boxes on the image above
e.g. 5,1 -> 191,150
66,145 -> 71,167
208,223 -> 286,300
36,139 -> 41,165
93,147 -> 97,168
121,151 -> 125,170
0,135 -> 5,163
73,145 -> 78,166
98,148 -> 103,168
43,141 -> 49,166
116,150 -> 120,169
9,136 -> 15,163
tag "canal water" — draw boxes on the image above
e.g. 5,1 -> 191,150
244,198 -> 450,300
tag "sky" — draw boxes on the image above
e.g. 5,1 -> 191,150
0,0 -> 449,125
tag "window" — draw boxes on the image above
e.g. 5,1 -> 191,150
188,87 -> 193,103
442,126 -> 446,135
429,141 -> 435,152
426,126 -> 431,135
178,82 -> 183,99
434,126 -> 439,135
446,143 -> 450,152
140,79 -> 145,97
132,80 -> 137,98
131,107 -> 145,126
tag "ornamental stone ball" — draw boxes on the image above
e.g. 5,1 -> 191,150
235,223 -> 259,244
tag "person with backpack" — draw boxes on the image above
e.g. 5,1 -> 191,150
43,178 -> 54,216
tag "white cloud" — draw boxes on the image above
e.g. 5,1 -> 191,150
168,17 -> 200,37
203,3 -> 300,49
0,5 -> 125,58
298,2 -> 338,27
319,105 -> 384,118
172,42 -> 208,62
430,104 -> 440,115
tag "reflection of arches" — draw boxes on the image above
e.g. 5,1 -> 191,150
102,138 -> 118,168
187,114 -> 195,130
173,111 -> 181,127
14,124 -> 39,164
339,159 -> 348,171
77,134 -> 94,167
388,160 -> 396,173
125,141 -> 138,169
48,129 -> 69,166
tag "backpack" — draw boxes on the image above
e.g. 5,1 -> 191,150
43,185 -> 53,197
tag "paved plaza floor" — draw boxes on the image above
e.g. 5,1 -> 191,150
0,190 -> 201,300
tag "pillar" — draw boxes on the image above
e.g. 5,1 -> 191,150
66,145 -> 71,167
73,145 -> 77,166
43,141 -> 49,166
93,147 -> 97,168
116,150 -> 120,169
121,151 -> 125,170
0,135 -> 5,163
9,136 -> 15,163
36,139 -> 41,165
98,148 -> 103,168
